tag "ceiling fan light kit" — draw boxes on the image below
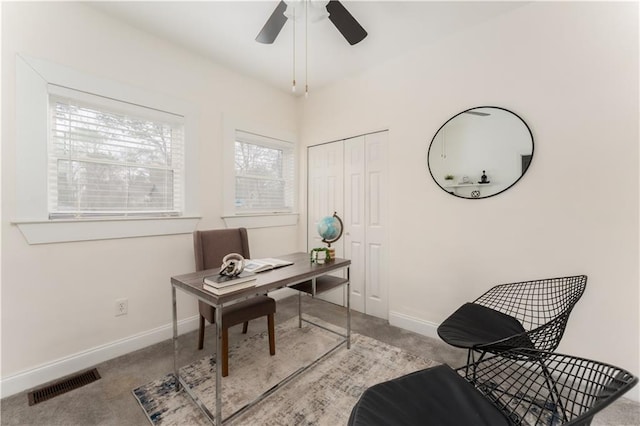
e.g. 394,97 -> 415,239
256,0 -> 367,96
284,0 -> 329,23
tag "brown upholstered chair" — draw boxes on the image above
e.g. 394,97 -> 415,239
193,228 -> 276,377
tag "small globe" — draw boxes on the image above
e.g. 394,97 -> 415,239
317,213 -> 343,246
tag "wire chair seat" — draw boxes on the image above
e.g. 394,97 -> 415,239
348,348 -> 637,426
438,275 -> 587,364
462,348 -> 638,425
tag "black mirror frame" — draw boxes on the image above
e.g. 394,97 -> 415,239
427,106 -> 534,200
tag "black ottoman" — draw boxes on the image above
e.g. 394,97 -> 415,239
348,364 -> 509,426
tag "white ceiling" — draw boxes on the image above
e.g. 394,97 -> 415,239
89,1 -> 526,96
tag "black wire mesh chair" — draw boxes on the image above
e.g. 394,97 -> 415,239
461,348 -> 638,425
437,275 -> 587,371
348,348 -> 637,426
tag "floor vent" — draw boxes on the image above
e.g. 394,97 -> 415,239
28,368 -> 101,406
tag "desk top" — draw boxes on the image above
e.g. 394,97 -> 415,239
171,252 -> 350,305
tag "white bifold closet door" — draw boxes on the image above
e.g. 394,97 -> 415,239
307,131 -> 388,319
307,140 -> 345,306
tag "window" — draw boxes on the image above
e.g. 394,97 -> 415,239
48,85 -> 184,219
14,54 -> 199,244
234,131 -> 294,214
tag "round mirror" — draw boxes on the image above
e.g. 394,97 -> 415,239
427,106 -> 534,199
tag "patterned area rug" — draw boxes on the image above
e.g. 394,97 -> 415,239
133,315 -> 437,425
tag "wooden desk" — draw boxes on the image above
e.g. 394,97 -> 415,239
171,252 -> 351,425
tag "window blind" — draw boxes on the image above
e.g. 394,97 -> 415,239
48,85 -> 185,218
234,131 -> 294,213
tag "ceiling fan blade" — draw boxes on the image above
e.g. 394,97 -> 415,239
256,1 -> 288,44
326,0 -> 367,45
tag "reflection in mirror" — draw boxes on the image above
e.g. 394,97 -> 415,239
428,106 -> 534,199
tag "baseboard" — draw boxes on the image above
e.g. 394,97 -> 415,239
1,289 -> 296,399
5,307 -> 638,405
0,288 -> 297,398
0,315 -> 200,399
388,310 -> 440,340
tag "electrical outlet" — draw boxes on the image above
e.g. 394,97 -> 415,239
115,298 -> 128,316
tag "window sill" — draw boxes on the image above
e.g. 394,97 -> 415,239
222,213 -> 298,229
13,216 -> 201,245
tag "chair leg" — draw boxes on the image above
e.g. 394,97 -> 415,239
268,313 -> 275,356
465,349 -> 487,382
242,321 -> 249,334
465,349 -> 477,380
222,328 -> 229,377
538,359 -> 566,422
197,315 -> 205,350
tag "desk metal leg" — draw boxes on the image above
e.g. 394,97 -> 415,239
298,291 -> 302,328
215,304 -> 223,425
172,286 -> 180,391
346,266 -> 351,349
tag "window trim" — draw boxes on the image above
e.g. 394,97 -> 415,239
13,54 -> 200,244
222,116 -> 298,228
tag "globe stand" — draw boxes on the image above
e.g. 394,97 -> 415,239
318,212 -> 344,262
326,247 -> 336,261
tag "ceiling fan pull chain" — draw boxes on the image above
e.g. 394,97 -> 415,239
292,6 -> 296,92
305,0 -> 309,98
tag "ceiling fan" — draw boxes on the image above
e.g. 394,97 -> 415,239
256,0 -> 367,46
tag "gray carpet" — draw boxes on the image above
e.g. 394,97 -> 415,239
133,316 -> 436,425
1,296 -> 638,425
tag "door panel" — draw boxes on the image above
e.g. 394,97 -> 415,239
364,132 -> 388,319
307,143 -> 345,305
344,136 -> 366,312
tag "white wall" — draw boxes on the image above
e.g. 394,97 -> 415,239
1,2 -> 299,395
2,1 -> 638,404
299,1 -> 639,400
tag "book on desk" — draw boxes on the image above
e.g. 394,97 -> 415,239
243,258 -> 293,273
203,271 -> 257,295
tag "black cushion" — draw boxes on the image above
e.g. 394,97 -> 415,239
437,303 -> 529,350
348,364 -> 510,426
